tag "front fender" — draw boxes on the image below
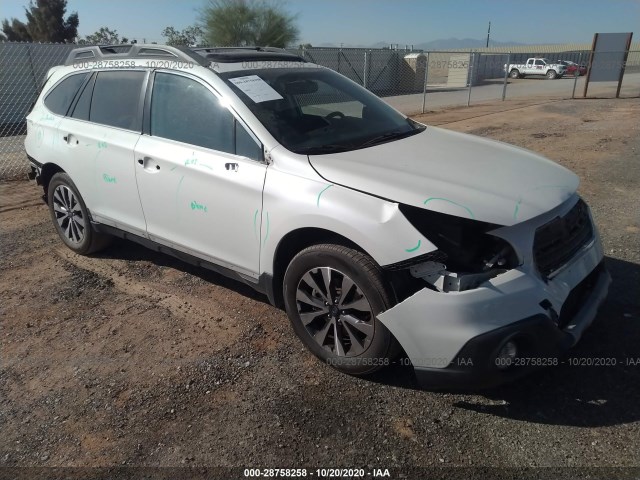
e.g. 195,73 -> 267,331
260,167 -> 437,275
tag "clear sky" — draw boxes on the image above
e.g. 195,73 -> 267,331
0,0 -> 638,45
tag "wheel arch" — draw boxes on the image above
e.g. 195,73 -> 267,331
269,227 -> 373,308
39,162 -> 66,203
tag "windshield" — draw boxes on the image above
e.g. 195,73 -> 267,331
220,67 -> 425,155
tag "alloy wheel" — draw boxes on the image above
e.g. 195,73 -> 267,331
295,267 -> 375,357
52,185 -> 85,244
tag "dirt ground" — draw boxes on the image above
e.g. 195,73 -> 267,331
1,97 -> 639,478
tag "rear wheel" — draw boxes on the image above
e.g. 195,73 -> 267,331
48,172 -> 111,255
509,69 -> 520,79
283,244 -> 397,375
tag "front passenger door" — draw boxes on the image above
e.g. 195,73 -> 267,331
134,71 -> 267,278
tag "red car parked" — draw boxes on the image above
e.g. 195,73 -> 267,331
557,60 -> 587,76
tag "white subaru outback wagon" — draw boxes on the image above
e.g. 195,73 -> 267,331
25,45 -> 610,388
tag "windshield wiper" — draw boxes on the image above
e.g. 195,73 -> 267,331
297,144 -> 356,155
357,129 -> 420,149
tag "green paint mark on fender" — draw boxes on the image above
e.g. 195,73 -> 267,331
175,175 -> 185,220
97,141 -> 107,149
253,209 -> 260,241
424,197 -> 475,219
513,199 -> 522,220
190,200 -> 208,212
317,184 -> 334,207
102,174 -> 116,184
184,157 -> 198,166
262,212 -> 270,244
405,239 -> 421,253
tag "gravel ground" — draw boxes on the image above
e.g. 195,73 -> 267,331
1,97 -> 639,480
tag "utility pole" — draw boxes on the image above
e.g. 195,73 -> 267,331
486,21 -> 491,48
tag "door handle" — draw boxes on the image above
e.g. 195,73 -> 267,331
225,162 -> 239,172
138,157 -> 160,171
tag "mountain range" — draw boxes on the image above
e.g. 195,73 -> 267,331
316,37 -> 528,50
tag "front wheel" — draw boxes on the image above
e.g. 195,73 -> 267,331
48,172 -> 112,255
546,69 -> 558,79
283,244 -> 397,375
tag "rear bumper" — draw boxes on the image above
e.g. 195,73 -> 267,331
27,155 -> 42,183
412,261 -> 610,390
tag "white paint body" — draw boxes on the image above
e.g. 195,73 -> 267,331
25,54 -> 608,375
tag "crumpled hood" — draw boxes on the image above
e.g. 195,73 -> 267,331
308,127 -> 579,226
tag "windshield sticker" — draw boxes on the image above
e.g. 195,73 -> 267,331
228,75 -> 283,103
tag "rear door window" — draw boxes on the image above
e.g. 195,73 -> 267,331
44,73 -> 89,116
90,71 -> 146,131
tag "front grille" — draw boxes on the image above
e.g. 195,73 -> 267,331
557,262 -> 604,329
533,199 -> 593,278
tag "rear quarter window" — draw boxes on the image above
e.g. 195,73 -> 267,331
90,71 -> 146,131
43,73 -> 89,116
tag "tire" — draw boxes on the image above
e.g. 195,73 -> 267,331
509,69 -> 520,79
283,244 -> 397,375
47,172 -> 111,255
546,69 -> 558,80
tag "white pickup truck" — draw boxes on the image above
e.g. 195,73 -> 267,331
504,58 -> 567,79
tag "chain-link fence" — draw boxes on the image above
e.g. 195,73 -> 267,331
2,42 -> 639,180
1,43 -> 76,179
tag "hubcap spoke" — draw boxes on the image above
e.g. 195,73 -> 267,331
342,322 -> 366,355
313,319 -> 333,345
319,267 -> 333,301
341,294 -> 371,312
53,190 -> 66,209
296,288 -> 326,309
300,271 -> 329,303
338,275 -> 355,306
332,322 -> 346,356
74,214 -> 85,228
64,221 -> 73,240
53,202 -> 67,215
342,314 -> 373,336
299,308 -> 329,326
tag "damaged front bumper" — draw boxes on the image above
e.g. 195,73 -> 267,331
378,228 -> 611,390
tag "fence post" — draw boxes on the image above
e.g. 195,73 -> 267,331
467,50 -> 474,107
571,51 -> 582,99
26,44 -> 39,90
363,50 -> 368,89
421,53 -> 429,114
502,52 -> 511,101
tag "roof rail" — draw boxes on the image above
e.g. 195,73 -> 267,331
64,44 -> 211,67
193,46 -> 289,53
192,46 -> 306,63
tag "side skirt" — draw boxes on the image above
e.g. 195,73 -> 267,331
92,223 -> 277,306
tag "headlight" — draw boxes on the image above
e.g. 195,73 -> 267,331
398,203 -> 519,274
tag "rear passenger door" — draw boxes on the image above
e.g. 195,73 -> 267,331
134,71 -> 266,278
57,70 -> 148,236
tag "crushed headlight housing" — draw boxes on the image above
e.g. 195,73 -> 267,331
397,203 -> 519,292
